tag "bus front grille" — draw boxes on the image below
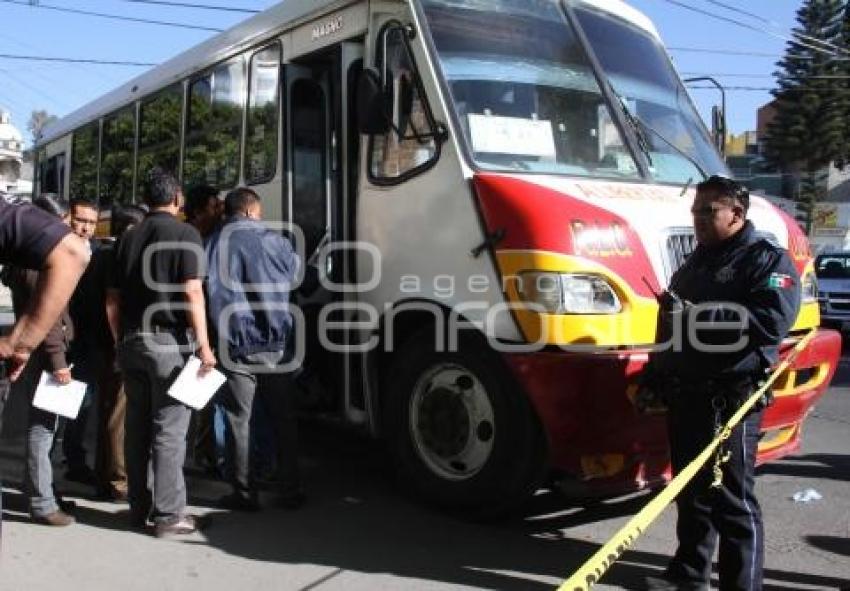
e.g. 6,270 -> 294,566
665,231 -> 697,277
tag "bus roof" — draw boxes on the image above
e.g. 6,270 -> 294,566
579,0 -> 661,40
39,0 -> 352,146
38,0 -> 660,147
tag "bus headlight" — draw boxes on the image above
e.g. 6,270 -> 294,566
518,272 -> 622,314
802,272 -> 817,303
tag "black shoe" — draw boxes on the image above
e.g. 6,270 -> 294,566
57,498 -> 77,514
644,574 -> 708,591
96,485 -> 129,503
219,493 -> 260,512
154,514 -> 202,538
129,505 -> 152,531
276,491 -> 306,510
65,466 -> 97,486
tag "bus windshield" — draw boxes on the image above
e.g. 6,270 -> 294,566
421,0 -> 728,184
420,0 -> 641,179
574,5 -> 728,184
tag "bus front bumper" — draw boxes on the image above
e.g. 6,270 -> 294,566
502,328 -> 841,495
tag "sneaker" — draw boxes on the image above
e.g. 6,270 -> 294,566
32,510 -> 75,527
219,493 -> 260,512
154,514 -> 201,538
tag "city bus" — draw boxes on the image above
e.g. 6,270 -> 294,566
34,0 -> 840,517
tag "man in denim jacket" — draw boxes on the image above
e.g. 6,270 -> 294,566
205,187 -> 302,511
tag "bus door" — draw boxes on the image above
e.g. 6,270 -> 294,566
284,58 -> 359,425
336,41 -> 370,427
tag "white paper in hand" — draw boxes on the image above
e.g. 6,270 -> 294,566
167,356 -> 226,410
32,371 -> 87,419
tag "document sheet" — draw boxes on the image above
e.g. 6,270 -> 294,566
167,355 -> 226,410
32,371 -> 87,419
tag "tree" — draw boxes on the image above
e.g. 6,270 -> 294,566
764,0 -> 846,235
27,109 -> 58,145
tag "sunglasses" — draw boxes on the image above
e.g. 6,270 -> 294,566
690,205 -> 733,218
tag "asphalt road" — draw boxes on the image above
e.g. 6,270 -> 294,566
0,344 -> 848,591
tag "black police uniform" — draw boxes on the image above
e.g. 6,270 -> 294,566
648,220 -> 801,590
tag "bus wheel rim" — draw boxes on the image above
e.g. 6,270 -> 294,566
409,363 -> 495,482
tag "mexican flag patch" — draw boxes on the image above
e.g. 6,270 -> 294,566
768,272 -> 793,289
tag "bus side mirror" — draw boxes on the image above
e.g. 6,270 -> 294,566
712,105 -> 726,156
357,67 -> 391,135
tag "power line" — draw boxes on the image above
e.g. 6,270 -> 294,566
703,0 -> 850,58
653,0 -> 843,59
669,46 -> 845,60
670,46 -> 782,58
117,0 -> 259,14
683,72 -> 850,80
689,85 -> 850,92
0,29 -> 121,84
0,0 -> 223,33
0,52 -> 156,66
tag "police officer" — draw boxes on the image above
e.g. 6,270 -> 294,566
642,176 -> 801,591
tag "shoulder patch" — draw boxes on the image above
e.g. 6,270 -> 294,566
768,272 -> 794,289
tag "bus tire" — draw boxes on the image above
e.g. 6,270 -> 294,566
384,329 -> 546,520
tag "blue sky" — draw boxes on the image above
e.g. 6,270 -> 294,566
0,0 -> 802,147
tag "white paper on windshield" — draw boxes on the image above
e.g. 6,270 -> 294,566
468,113 -> 556,158
32,372 -> 87,419
167,355 -> 226,410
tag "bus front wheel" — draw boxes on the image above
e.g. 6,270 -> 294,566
384,330 -> 546,519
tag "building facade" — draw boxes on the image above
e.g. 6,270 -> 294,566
0,109 -> 28,195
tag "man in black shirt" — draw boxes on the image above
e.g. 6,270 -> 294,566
64,198 -> 104,486
0,192 -> 90,538
106,169 -> 216,537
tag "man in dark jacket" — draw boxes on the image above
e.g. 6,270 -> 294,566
205,187 -> 301,511
643,177 -> 801,591
63,198 -> 104,487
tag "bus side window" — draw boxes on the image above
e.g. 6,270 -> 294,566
100,106 -> 136,207
369,24 -> 439,182
245,43 -> 281,185
138,84 -> 183,197
185,57 -> 245,190
40,153 -> 62,195
70,122 -> 99,201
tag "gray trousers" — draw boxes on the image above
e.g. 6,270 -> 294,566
118,331 -> 192,524
221,363 -> 300,499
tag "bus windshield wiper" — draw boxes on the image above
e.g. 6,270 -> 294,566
617,95 -> 653,169
614,90 -> 709,182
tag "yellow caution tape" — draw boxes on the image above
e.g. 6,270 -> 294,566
558,329 -> 818,591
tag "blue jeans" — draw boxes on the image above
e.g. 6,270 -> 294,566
26,403 -> 61,517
